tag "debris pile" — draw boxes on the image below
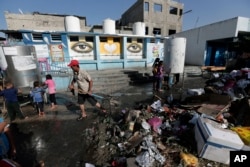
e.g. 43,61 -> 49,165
78,68 -> 250,166
203,69 -> 250,100
80,88 -> 250,167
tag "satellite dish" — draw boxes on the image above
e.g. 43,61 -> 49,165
18,8 -> 23,14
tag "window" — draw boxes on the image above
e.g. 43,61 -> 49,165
169,29 -> 176,35
170,6 -> 178,15
113,38 -> 120,42
144,2 -> 149,11
85,36 -> 94,42
51,34 -> 61,41
179,9 -> 183,16
154,3 -> 162,12
100,37 -> 107,42
32,33 -> 43,41
8,32 -> 22,40
70,36 -> 79,41
127,38 -> 132,43
137,39 -> 142,43
153,28 -> 161,35
145,27 -> 148,35
150,38 -> 155,43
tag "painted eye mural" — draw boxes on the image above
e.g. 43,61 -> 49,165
127,43 -> 142,53
126,38 -> 143,58
71,42 -> 93,53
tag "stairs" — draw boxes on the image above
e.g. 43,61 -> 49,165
88,68 -> 153,94
87,66 -> 203,94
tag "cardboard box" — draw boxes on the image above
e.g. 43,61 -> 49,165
195,117 -> 244,164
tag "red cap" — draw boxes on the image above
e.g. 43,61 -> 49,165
68,60 -> 79,66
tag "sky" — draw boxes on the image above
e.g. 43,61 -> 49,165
0,0 -> 250,36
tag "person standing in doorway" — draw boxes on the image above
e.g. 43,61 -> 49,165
44,74 -> 57,110
67,60 -> 106,121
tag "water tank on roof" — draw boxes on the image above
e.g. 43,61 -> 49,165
103,18 -> 116,34
65,16 -> 81,32
133,22 -> 145,36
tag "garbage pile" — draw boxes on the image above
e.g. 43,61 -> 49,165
80,89 -> 250,167
203,69 -> 250,100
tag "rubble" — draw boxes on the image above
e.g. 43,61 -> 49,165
78,68 -> 250,167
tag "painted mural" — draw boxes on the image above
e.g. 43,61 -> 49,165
126,38 -> 143,59
69,36 -> 94,60
100,37 -> 121,59
146,42 -> 164,66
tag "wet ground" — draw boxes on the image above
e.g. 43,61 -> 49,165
0,73 -> 229,167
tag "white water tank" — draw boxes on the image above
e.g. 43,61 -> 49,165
103,18 -> 116,34
133,22 -> 145,36
65,16 -> 81,32
163,37 -> 186,74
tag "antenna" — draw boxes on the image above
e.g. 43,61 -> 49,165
18,8 -> 23,14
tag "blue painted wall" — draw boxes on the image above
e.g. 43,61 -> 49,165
5,30 -> 165,91
20,31 -> 165,70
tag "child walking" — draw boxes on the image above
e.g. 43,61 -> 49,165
152,58 -> 160,91
156,60 -> 164,92
30,81 -> 46,117
0,81 -> 26,122
44,74 -> 57,110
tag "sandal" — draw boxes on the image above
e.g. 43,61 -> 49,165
77,115 -> 87,121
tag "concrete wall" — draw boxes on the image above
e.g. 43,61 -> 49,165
4,12 -> 88,32
3,30 -> 164,70
236,17 -> 250,32
173,17 -> 249,65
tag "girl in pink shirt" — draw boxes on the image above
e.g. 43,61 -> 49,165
44,74 -> 57,109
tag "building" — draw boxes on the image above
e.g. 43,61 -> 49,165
4,0 -> 184,37
2,0 -> 182,72
173,16 -> 250,67
120,0 -> 184,36
4,11 -> 90,32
